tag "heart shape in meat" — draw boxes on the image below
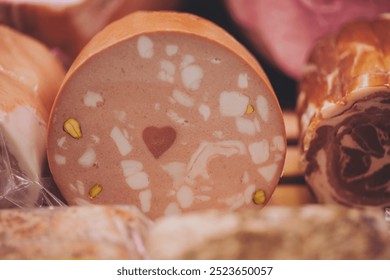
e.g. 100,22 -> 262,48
142,126 -> 176,159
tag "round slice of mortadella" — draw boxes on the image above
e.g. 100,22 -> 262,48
297,15 -> 390,207
47,11 -> 286,219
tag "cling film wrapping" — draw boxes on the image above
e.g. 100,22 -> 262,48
0,129 -> 66,208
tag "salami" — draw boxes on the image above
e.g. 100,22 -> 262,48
297,16 -> 390,207
0,25 -> 65,208
47,11 -> 286,219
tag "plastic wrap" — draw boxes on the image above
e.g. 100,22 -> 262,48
0,205 -> 151,259
0,129 -> 66,208
0,23 -> 66,209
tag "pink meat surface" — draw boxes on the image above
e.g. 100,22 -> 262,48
226,0 -> 390,79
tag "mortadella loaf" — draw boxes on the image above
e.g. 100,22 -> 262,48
297,15 -> 390,207
0,25 -> 65,208
47,11 -> 286,219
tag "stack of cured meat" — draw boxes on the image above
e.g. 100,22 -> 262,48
0,1 -> 388,260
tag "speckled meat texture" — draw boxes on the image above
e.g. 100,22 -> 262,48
47,11 -> 286,219
297,15 -> 390,207
0,205 -> 150,259
148,205 -> 390,260
0,25 -> 64,208
0,0 -> 180,60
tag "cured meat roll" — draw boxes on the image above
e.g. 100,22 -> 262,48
0,25 -> 65,208
148,205 -> 390,259
0,0 -> 180,60
47,12 -> 286,219
297,16 -> 390,207
0,205 -> 150,259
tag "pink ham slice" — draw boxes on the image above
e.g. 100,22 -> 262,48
47,11 -> 286,219
297,15 -> 390,207
225,0 -> 390,79
0,0 -> 180,60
